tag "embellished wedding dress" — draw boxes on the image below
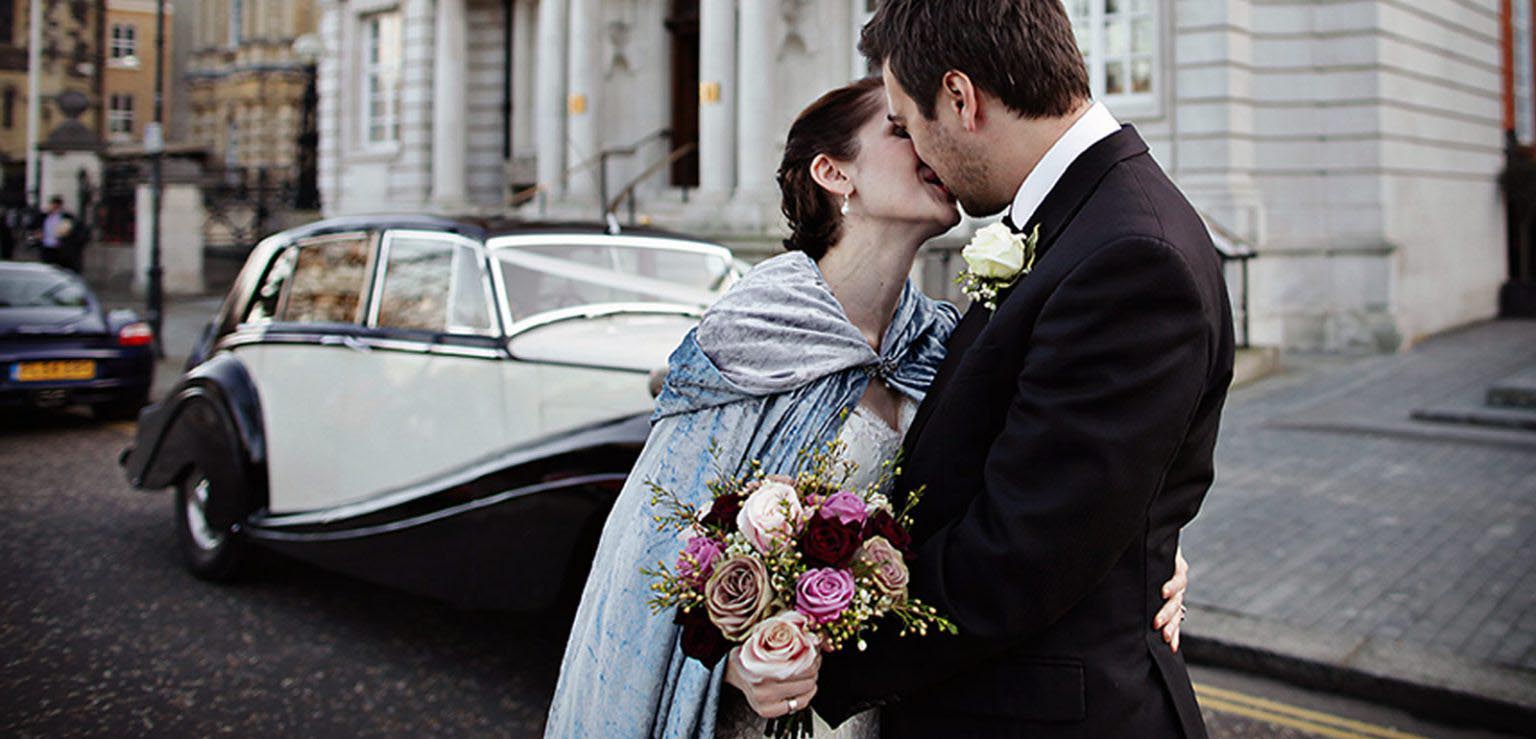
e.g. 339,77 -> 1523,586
716,396 -> 918,739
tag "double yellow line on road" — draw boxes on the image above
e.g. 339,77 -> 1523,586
1194,683 -> 1426,739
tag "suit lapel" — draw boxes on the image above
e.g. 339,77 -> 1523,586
1017,125 -> 1150,261
903,301 -> 988,457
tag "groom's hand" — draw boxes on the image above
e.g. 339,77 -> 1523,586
724,646 -> 821,719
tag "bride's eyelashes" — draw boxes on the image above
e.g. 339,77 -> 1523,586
889,124 -> 910,140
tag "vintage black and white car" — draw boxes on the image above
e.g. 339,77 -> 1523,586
121,216 -> 741,609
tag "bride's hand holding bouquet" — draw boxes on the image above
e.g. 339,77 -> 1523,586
643,443 -> 956,738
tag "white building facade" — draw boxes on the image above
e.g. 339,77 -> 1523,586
318,0 -> 1512,352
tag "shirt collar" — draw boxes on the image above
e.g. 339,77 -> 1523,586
1006,100 -> 1121,228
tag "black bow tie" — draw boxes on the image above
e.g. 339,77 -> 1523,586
1001,213 -> 1021,233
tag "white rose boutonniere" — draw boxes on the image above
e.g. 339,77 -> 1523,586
955,222 -> 1039,310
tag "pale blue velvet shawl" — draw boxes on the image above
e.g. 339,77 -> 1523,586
544,251 -> 957,738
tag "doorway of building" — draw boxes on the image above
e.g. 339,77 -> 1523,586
665,0 -> 700,189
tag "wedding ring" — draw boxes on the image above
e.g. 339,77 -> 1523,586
1179,604 -> 1189,618
788,697 -> 799,712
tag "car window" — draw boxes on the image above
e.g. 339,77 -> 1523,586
0,271 -> 89,310
495,243 -> 727,321
242,247 -> 297,325
281,235 -> 372,324
376,236 -> 492,333
449,245 -> 493,331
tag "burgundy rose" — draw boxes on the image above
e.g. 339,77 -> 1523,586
800,514 -> 862,568
864,510 -> 912,556
700,492 -> 743,531
675,607 -> 731,666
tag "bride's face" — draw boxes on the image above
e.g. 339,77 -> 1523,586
843,109 -> 961,237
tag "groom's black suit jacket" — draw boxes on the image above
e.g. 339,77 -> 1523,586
815,126 -> 1233,738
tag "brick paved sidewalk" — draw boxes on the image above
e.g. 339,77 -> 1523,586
1182,320 -> 1536,731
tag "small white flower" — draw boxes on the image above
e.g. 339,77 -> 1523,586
955,223 -> 1040,311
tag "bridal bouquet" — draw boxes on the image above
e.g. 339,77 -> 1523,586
643,441 -> 956,738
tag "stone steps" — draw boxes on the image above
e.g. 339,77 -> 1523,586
1410,405 -> 1536,432
1487,367 -> 1536,409
1410,365 -> 1536,433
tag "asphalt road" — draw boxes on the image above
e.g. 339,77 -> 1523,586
0,405 -> 1517,738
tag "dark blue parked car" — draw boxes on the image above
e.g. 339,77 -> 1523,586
0,261 -> 154,419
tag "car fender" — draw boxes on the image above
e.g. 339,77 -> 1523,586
122,352 -> 268,527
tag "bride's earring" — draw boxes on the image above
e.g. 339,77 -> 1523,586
840,192 -> 851,216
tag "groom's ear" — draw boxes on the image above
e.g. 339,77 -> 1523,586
940,70 -> 983,133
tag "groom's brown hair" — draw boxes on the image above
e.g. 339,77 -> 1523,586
860,0 -> 1090,121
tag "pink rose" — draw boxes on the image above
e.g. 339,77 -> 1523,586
704,555 -> 773,640
739,611 -> 820,680
795,567 -> 856,624
856,536 -> 910,599
737,479 -> 805,553
677,536 -> 725,584
819,491 -> 868,526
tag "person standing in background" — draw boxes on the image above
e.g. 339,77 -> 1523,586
33,196 -> 84,272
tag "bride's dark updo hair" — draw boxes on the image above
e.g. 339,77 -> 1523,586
776,76 -> 886,259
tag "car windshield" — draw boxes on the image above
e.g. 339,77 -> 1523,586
493,240 -> 732,322
0,271 -> 89,310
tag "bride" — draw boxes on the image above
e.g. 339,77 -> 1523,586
543,76 -> 1189,739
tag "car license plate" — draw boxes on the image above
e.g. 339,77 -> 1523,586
14,360 -> 97,382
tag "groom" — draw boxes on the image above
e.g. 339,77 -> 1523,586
800,1 -> 1235,736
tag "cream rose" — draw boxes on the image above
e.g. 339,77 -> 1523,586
704,555 -> 773,640
856,536 -> 910,599
961,222 -> 1027,279
737,478 -> 805,553
738,610 -> 821,681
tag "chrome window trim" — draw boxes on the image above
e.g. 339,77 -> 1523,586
486,233 -> 733,262
371,229 -> 500,338
218,328 -> 505,361
503,301 -> 704,340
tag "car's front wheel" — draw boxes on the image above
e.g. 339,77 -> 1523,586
174,469 -> 249,581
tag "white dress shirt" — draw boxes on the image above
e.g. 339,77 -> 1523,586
42,212 -> 65,248
1006,100 -> 1121,228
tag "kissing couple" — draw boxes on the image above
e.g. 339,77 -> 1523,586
546,1 -> 1233,737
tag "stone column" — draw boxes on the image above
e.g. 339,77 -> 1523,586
566,0 -> 602,203
535,0 -> 569,198
512,0 -> 537,158
735,0 -> 775,199
698,0 -> 736,198
431,0 -> 469,210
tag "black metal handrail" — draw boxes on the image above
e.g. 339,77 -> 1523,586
1200,210 -> 1257,350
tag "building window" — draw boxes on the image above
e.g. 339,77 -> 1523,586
1516,0 -> 1534,144
362,10 -> 402,145
0,0 -> 14,46
229,0 -> 243,47
108,94 -> 135,137
110,23 -> 138,63
1066,0 -> 1161,117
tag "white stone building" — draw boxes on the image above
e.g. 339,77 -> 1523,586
317,0 -> 1519,351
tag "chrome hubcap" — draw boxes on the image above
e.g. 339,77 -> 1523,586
184,477 -> 225,551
